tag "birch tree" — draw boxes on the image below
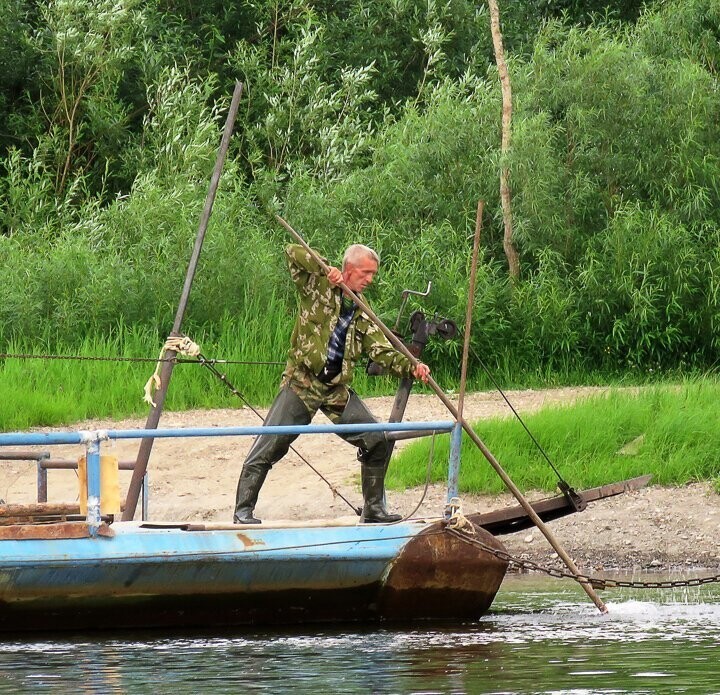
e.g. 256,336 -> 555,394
488,0 -> 520,279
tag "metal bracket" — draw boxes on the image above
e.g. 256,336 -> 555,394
558,481 -> 587,512
394,281 -> 432,332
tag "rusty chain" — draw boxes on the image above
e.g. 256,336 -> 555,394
447,525 -> 720,590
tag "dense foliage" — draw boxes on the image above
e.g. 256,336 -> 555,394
1,0 -> 718,386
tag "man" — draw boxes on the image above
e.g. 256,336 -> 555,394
233,243 -> 430,524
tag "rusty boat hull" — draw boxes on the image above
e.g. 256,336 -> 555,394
0,517 -> 508,632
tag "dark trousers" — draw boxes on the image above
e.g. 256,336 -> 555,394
233,385 -> 392,521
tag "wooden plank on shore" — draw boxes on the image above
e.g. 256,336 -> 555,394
0,503 -> 80,517
470,475 -> 652,536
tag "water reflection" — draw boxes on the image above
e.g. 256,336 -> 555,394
1,573 -> 720,694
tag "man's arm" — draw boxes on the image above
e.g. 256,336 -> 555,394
361,320 -> 430,383
285,244 -> 328,289
286,244 -> 343,289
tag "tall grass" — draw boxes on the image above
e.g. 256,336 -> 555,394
0,302 -> 294,430
0,276 -> 474,430
1,316 -> 698,432
387,378 -> 720,493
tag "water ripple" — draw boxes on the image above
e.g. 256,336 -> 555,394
1,574 -> 719,694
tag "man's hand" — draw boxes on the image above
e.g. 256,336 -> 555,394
413,362 -> 430,383
327,266 -> 343,285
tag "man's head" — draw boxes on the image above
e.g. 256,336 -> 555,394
342,244 -> 379,293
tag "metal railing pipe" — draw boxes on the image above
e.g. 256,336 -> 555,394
0,421 -> 455,447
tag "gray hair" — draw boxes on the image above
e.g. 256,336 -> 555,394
342,244 -> 380,269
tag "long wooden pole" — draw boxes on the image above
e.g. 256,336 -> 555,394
447,201 -> 484,502
122,80 -> 244,521
458,200 -> 484,420
275,213 -> 608,614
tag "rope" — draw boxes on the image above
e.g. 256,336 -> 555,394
470,345 -> 570,488
143,336 -> 202,407
0,352 -> 284,366
445,497 -> 476,536
393,431 -> 438,524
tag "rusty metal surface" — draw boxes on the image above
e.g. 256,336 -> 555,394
379,521 -> 508,620
576,474 -> 652,501
0,585 -> 385,631
0,451 -> 50,461
40,459 -> 135,470
0,521 -> 114,541
470,475 -> 652,536
235,532 -> 267,549
0,519 -> 508,631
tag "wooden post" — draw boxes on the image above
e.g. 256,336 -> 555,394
488,0 -> 520,279
122,81 -> 244,521
448,201 -> 484,504
458,200 -> 484,420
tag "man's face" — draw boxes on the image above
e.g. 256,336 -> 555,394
343,256 -> 378,293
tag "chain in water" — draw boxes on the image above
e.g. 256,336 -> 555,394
448,527 -> 720,590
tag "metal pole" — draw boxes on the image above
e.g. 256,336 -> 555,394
86,439 -> 101,536
448,201 -> 484,505
275,213 -> 608,614
122,80 -> 244,521
37,452 -> 50,503
142,472 -> 149,521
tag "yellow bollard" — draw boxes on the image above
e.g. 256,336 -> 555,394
78,455 -> 121,516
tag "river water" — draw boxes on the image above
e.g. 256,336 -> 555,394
1,572 -> 719,694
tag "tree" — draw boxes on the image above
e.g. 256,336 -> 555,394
488,0 -> 520,278
30,0 -> 145,197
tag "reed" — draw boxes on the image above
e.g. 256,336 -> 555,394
387,378 -> 720,492
0,311 -> 686,432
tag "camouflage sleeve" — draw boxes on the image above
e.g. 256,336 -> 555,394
285,244 -> 327,289
359,318 -> 414,378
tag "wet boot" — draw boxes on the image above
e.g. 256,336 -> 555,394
233,463 -> 268,524
332,391 -> 400,523
360,463 -> 402,523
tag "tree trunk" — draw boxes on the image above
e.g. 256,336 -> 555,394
488,0 -> 520,279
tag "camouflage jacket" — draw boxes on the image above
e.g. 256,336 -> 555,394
283,244 -> 413,386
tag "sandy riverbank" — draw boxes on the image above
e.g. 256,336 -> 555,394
3,387 -> 719,572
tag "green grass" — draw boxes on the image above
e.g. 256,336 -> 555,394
0,310 -> 463,430
387,378 -> 720,493
4,323 -> 720,501
0,320 -> 290,431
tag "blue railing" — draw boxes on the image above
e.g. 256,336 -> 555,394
0,421 -> 455,534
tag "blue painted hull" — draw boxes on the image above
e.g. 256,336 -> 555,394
0,518 -> 509,631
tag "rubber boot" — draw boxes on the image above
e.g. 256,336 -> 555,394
233,463 -> 268,524
360,463 -> 402,523
331,391 -> 399,522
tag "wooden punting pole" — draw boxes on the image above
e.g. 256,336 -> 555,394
275,213 -> 608,615
122,81 -> 244,521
